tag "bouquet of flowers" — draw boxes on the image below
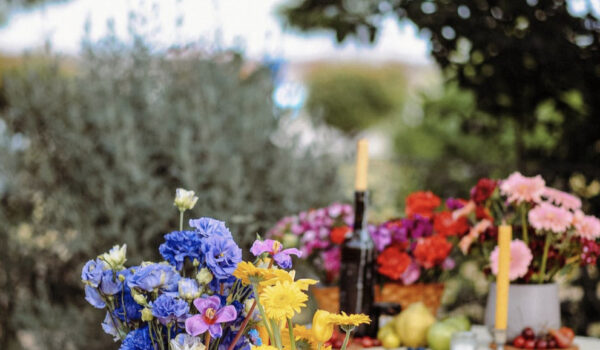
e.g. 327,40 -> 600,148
82,189 -> 369,350
370,191 -> 466,285
266,203 -> 353,284
457,172 -> 600,283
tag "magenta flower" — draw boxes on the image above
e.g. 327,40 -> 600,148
250,239 -> 302,269
500,172 -> 545,204
528,202 -> 573,233
185,296 -> 237,338
400,261 -> 421,285
490,239 -> 533,281
542,187 -> 582,211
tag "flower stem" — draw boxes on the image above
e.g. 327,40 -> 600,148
179,210 -> 184,231
227,300 -> 257,350
521,204 -> 529,244
340,330 -> 352,350
205,332 -> 211,350
167,325 -> 172,350
539,233 -> 552,284
251,283 -> 274,343
287,318 -> 296,350
270,319 -> 283,350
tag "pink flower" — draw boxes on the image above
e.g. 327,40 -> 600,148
459,219 -> 492,254
573,211 -> 600,240
542,187 -> 582,211
490,239 -> 533,281
528,202 -> 573,233
500,172 -> 545,204
400,261 -> 421,285
452,200 -> 476,220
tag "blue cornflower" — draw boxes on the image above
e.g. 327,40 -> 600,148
150,294 -> 189,325
119,327 -> 153,350
159,231 -> 203,270
218,331 -> 251,350
128,263 -> 180,293
189,217 -> 232,238
101,312 -> 121,341
201,235 -> 242,280
248,329 -> 262,346
99,270 -> 122,295
84,285 -> 106,309
81,258 -> 107,287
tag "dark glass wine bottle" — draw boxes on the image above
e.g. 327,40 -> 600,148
339,190 -> 376,337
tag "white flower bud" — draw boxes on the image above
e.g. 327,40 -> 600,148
196,268 -> 213,285
100,244 -> 127,269
174,188 -> 199,212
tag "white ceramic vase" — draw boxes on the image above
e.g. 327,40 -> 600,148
484,283 -> 561,340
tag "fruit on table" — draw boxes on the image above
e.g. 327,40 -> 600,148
512,335 -> 526,348
535,338 -> 548,349
523,339 -> 536,349
522,327 -> 535,340
378,322 -> 400,349
393,302 -> 436,348
549,327 -> 575,348
426,316 -> 471,350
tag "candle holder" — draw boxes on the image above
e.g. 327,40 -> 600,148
493,328 -> 507,350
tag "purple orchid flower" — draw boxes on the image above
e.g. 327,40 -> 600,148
185,296 -> 237,338
250,239 -> 302,269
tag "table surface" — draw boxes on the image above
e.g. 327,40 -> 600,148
368,326 -> 600,350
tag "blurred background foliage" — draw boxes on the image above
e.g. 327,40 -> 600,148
0,37 -> 342,349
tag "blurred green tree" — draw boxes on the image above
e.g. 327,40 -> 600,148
305,64 -> 405,134
0,39 -> 342,349
281,0 -> 600,198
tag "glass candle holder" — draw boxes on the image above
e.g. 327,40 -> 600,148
450,331 -> 478,350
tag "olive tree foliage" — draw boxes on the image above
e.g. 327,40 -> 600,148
0,38 -> 342,349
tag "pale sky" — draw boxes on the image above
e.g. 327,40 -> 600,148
0,0 -> 432,64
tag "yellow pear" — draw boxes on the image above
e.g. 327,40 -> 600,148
393,302 -> 436,347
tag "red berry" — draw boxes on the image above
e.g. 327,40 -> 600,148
513,336 -> 526,348
536,339 -> 548,349
524,339 -> 536,349
547,339 -> 558,348
360,337 -> 375,348
522,327 -> 536,340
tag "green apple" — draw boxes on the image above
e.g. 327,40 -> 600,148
427,321 -> 460,350
380,332 -> 401,349
443,315 -> 471,332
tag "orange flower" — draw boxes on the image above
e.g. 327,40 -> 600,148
330,226 -> 351,245
377,246 -> 412,280
413,235 -> 452,269
406,191 -> 441,219
434,211 -> 469,236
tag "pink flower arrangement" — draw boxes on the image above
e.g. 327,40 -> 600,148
458,172 -> 600,284
528,202 -> 573,233
500,172 -> 545,203
490,239 -> 533,281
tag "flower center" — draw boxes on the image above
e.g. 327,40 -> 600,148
272,241 -> 282,254
204,308 -> 216,324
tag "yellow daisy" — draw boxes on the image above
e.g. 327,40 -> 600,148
233,261 -> 275,285
260,269 -> 317,291
293,325 -> 315,342
328,312 -> 370,327
260,281 -> 307,321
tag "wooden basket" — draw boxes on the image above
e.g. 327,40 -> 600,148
310,283 -> 445,315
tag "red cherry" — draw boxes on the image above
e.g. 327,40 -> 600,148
547,339 -> 558,348
536,339 -> 548,349
360,337 -> 375,348
513,335 -> 526,348
524,339 -> 536,349
522,327 -> 536,340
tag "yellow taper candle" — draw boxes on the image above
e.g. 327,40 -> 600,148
495,224 -> 512,330
354,139 -> 369,191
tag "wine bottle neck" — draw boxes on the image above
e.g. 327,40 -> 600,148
352,191 -> 368,239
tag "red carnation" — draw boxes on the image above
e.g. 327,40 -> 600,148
413,235 -> 452,269
475,206 -> 493,221
377,246 -> 412,280
406,191 -> 441,219
470,178 -> 497,204
434,211 -> 469,236
330,226 -> 351,245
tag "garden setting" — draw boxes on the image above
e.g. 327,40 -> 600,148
0,1 -> 599,350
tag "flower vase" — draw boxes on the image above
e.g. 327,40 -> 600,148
485,283 -> 561,340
